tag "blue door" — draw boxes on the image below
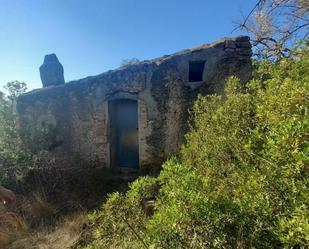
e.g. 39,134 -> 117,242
109,99 -> 139,168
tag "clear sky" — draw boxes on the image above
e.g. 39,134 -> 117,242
0,0 -> 256,91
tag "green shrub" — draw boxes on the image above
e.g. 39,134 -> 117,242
0,81 -> 60,187
86,176 -> 159,249
0,81 -> 34,187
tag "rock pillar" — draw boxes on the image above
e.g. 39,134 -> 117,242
39,54 -> 65,87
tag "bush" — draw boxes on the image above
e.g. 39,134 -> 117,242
86,176 -> 159,249
0,81 -> 34,187
87,43 -> 308,248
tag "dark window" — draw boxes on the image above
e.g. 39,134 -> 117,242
189,61 -> 205,82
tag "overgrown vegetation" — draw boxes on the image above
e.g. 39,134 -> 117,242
1,45 -> 307,249
86,43 -> 308,249
0,81 -> 34,187
1,8 -> 308,247
0,82 -> 138,248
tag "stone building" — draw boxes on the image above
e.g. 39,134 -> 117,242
17,36 -> 252,171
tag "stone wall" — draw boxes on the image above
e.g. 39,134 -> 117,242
17,36 -> 252,170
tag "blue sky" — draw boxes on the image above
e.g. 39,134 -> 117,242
0,0 -> 256,91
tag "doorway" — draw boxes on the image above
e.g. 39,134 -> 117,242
109,99 -> 139,169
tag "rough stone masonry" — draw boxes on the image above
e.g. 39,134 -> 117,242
17,36 -> 252,171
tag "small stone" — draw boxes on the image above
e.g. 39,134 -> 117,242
236,41 -> 251,48
225,48 -> 235,52
225,40 -> 236,49
142,199 -> 155,216
236,49 -> 252,56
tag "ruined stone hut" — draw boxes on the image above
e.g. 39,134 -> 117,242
17,36 -> 252,171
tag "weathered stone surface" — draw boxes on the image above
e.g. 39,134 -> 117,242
225,40 -> 236,49
17,36 -> 252,170
39,54 -> 65,87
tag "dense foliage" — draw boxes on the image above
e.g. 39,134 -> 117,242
86,43 -> 308,249
0,81 -> 33,186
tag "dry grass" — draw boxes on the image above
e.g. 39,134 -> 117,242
0,192 -> 88,249
8,212 -> 88,249
0,206 -> 29,247
0,168 -> 138,248
20,193 -> 58,224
